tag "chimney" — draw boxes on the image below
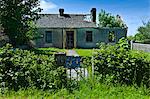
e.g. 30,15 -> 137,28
59,8 -> 64,16
91,8 -> 96,22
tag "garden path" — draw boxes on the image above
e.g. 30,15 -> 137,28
66,50 -> 79,56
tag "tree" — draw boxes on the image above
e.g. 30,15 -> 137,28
0,0 -> 41,47
134,21 -> 150,43
99,10 -> 126,28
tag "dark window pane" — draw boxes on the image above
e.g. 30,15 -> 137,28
86,31 -> 92,42
45,31 -> 52,43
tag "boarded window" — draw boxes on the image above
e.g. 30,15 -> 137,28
86,31 -> 92,42
45,31 -> 52,43
108,31 -> 115,42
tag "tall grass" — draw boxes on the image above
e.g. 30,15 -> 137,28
1,79 -> 149,99
70,79 -> 150,99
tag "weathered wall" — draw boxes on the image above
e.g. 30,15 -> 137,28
35,28 -> 63,48
76,28 -> 127,48
76,28 -> 106,48
35,27 -> 127,48
103,28 -> 127,43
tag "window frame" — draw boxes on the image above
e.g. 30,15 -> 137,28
45,31 -> 52,43
86,31 -> 93,42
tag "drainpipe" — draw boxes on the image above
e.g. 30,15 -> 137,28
62,28 -> 64,48
62,28 -> 66,49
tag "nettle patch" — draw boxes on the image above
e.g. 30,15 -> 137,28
0,44 -> 66,91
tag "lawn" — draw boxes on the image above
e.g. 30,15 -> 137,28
75,49 -> 93,56
36,48 -> 150,58
36,48 -> 94,56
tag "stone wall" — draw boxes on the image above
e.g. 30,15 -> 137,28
132,42 -> 150,52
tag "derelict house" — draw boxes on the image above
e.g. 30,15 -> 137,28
35,8 -> 127,48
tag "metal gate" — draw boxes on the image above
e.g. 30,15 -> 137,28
54,53 -> 88,80
65,56 -> 88,81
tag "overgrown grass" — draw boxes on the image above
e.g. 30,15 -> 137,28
38,47 -> 65,53
1,81 -> 149,99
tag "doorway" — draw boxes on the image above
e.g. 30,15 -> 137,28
66,31 -> 74,49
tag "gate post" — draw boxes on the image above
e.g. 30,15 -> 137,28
54,52 -> 66,66
54,52 -> 67,88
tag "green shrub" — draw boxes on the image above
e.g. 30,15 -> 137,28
31,47 -> 65,56
94,38 -> 150,87
0,44 -> 66,91
81,56 -> 92,68
143,39 -> 150,44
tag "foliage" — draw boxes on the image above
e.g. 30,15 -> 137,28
26,21 -> 41,40
0,44 -> 66,91
134,21 -> 150,43
32,47 -> 66,55
94,38 -> 150,87
134,33 -> 145,42
81,56 -> 92,68
99,10 -> 126,28
127,35 -> 135,41
0,35 -> 9,47
0,0 -> 41,47
38,47 -> 65,53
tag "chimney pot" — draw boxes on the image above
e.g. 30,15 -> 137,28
59,8 -> 64,16
91,8 -> 96,22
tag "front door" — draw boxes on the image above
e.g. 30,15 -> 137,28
66,31 -> 74,49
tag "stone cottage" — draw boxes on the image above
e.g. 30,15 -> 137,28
35,8 -> 127,48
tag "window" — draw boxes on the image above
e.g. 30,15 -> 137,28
86,31 -> 92,42
108,31 -> 115,42
45,31 -> 52,43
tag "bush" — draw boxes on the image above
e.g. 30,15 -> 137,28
0,44 -> 66,91
143,39 -> 150,44
81,56 -> 92,68
94,38 -> 150,87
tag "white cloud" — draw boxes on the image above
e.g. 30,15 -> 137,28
40,0 -> 57,11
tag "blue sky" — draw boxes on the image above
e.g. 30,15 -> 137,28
40,0 -> 150,36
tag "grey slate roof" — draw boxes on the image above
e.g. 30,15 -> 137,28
36,14 -> 97,28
